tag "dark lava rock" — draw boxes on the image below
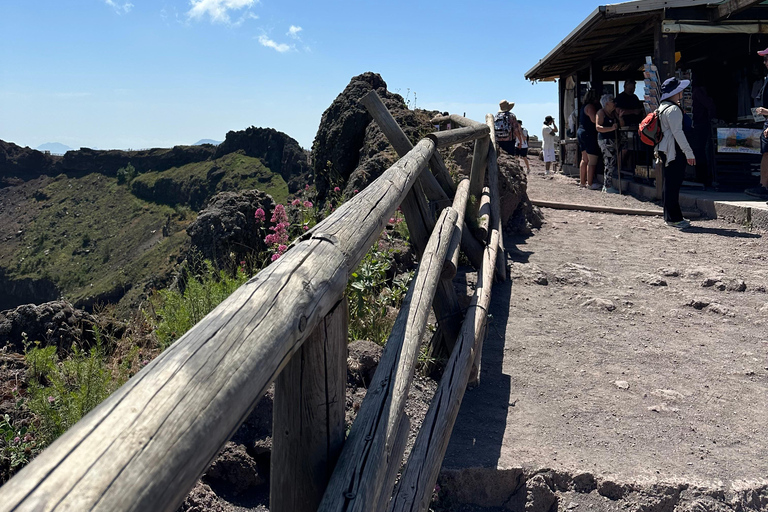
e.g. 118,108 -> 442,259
525,474 -> 558,512
0,300 -> 105,354
215,126 -> 311,193
204,442 -> 264,492
311,72 -> 388,199
347,339 -> 383,387
187,190 -> 276,270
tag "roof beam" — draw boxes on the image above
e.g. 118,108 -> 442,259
712,0 -> 763,21
603,0 -> 716,17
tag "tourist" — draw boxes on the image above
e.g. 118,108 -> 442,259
577,88 -> 601,189
657,77 -> 696,229
494,100 -> 524,157
596,94 -> 619,192
516,119 -> 531,174
542,116 -> 558,173
746,47 -> 768,201
615,80 -> 644,127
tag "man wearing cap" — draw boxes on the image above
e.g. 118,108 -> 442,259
747,47 -> 768,200
657,77 -> 696,229
494,100 -> 524,157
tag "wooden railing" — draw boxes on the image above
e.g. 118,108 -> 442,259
0,92 -> 508,512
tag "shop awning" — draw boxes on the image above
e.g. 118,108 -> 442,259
525,0 -> 767,81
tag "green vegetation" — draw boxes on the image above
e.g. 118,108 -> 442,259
150,261 -> 249,349
131,153 -> 289,208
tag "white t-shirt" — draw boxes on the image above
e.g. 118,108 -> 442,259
542,124 -> 557,151
518,128 -> 529,149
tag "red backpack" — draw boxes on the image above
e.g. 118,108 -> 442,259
638,103 -> 673,146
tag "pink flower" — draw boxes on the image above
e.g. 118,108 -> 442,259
271,253 -> 281,261
14,437 -> 20,444
271,204 -> 287,224
333,186 -> 340,192
254,208 -> 265,222
278,244 -> 287,253
305,184 -> 310,190
303,225 -> 309,231
292,199 -> 302,206
303,200 -> 313,208
389,217 -> 396,224
354,189 -> 359,194
47,396 -> 55,404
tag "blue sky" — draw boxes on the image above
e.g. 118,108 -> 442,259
1,0 -> 600,151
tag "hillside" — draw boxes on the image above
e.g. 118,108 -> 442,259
0,127 -> 308,312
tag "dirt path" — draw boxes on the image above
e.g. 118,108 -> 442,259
438,157 -> 768,511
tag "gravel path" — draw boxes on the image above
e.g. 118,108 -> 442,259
437,157 -> 768,511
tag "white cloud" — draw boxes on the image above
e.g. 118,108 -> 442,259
258,35 -> 291,53
187,0 -> 257,24
287,25 -> 302,39
105,0 -> 133,14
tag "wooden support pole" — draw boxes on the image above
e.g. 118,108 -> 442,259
428,151 -> 456,197
430,114 -> 484,128
442,179 -> 470,279
469,136 -> 490,198
389,228 -> 500,512
374,415 -> 410,512
485,114 -> 507,282
476,186 -> 491,242
468,227 -> 499,388
359,90 -> 448,203
272,299 -> 348,512
319,207 -> 458,512
426,125 -> 490,149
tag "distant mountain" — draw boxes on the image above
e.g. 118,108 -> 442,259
36,142 -> 72,155
193,139 -> 221,146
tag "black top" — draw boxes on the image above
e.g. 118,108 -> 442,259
615,91 -> 642,111
597,112 -> 617,141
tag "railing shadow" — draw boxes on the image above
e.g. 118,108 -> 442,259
683,226 -> 762,238
442,251 -> 513,470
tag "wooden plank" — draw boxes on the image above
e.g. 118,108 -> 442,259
389,229 -> 500,512
430,113 -> 484,128
468,228 -> 498,387
271,299 -> 348,512
0,139 -> 436,512
469,136 -> 490,198
530,198 -> 663,216
477,186 -> 491,242
484,114 -> 507,282
428,151 -> 456,197
713,0 -> 763,21
319,207 -> 458,512
426,125 -> 490,149
442,179 -> 470,279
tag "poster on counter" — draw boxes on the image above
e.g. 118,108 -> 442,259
716,127 -> 761,154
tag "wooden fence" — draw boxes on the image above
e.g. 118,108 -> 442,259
0,91 -> 508,512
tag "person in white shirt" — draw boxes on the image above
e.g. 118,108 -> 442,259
516,119 -> 531,173
542,116 -> 558,174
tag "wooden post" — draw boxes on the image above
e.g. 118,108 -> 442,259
442,179 -> 470,279
485,114 -> 507,282
272,299 -> 348,512
476,187 -> 491,242
374,415 -> 410,512
469,136 -> 490,198
426,125 -> 490,149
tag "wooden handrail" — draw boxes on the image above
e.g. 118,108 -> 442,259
426,124 -> 490,149
0,139 -> 436,512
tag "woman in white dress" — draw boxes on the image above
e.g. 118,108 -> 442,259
542,116 -> 558,174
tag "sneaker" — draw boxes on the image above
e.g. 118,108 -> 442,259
744,186 -> 768,199
603,187 -> 620,194
666,219 -> 691,229
590,183 -> 602,190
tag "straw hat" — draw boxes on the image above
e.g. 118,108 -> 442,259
499,100 -> 515,112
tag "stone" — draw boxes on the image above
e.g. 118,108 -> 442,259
701,278 -> 726,291
525,474 -> 558,512
614,380 -> 630,390
706,303 -> 735,317
204,442 -> 264,492
347,339 -> 383,387
657,267 -> 680,277
637,273 -> 667,287
580,298 -> 616,311
726,279 -> 747,292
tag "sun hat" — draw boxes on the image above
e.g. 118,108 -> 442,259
758,47 -> 768,56
499,99 -> 515,112
659,77 -> 691,102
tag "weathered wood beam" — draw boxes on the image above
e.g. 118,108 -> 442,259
319,207 -> 458,512
389,228 -> 500,512
442,178 -> 470,279
428,151 -> 456,197
469,135 -> 490,198
430,113 -> 484,128
484,114 -> 507,282
271,298 -> 347,512
477,186 -> 491,242
712,0 -> 762,21
0,138 -> 436,512
374,415 -> 410,512
426,125 -> 490,149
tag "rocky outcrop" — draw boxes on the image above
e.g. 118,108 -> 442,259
186,190 -> 276,270
0,300 -> 108,354
215,127 -> 311,193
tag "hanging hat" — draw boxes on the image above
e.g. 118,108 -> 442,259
659,77 -> 691,102
499,99 -> 514,112
758,47 -> 768,56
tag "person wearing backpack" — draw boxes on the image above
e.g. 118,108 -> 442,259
494,100 -> 524,157
657,77 -> 696,229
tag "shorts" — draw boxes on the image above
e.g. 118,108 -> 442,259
498,140 -> 516,155
762,120 -> 768,154
543,147 -> 556,162
516,147 -> 529,157
577,127 -> 600,156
